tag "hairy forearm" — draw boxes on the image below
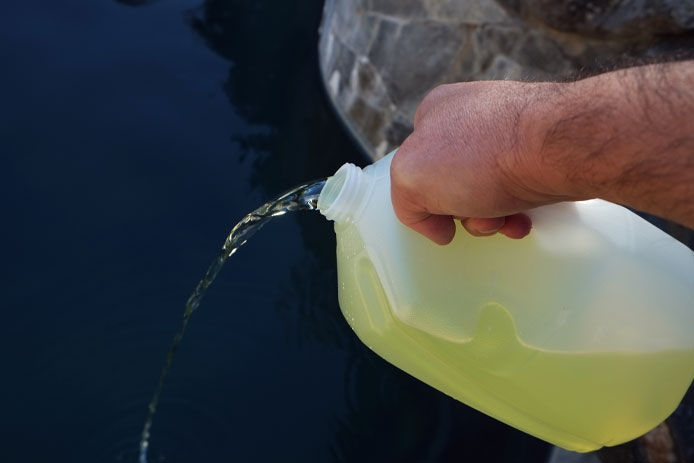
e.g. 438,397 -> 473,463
531,61 -> 694,228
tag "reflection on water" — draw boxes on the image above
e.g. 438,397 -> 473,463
188,0 -> 364,195
114,0 -> 161,6
275,254 -> 351,349
188,0 -> 364,351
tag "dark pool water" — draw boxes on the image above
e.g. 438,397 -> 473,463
1,1 -> 550,461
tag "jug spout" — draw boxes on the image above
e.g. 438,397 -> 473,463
318,162 -> 369,223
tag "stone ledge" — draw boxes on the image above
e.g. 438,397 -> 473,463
319,0 -> 694,161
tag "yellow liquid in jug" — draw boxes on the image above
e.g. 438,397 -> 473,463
338,255 -> 694,452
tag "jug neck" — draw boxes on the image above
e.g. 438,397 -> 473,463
318,163 -> 370,223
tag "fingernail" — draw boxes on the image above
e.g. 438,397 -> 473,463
474,217 -> 506,234
499,213 -> 532,239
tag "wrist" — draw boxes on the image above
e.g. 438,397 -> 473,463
527,64 -> 694,228
525,76 -> 640,203
505,81 -> 596,205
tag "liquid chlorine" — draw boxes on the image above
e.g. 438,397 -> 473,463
317,150 -> 694,452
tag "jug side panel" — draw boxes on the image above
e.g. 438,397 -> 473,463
335,228 -> 694,451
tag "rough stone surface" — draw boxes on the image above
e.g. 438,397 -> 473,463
497,0 -> 694,39
318,0 -> 694,159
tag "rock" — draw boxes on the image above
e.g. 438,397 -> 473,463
496,0 -> 694,39
318,0 -> 694,160
369,19 -> 465,106
370,0 -> 427,19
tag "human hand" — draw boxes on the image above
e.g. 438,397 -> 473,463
391,63 -> 694,245
390,81 -> 566,244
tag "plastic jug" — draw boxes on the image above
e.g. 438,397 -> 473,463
317,150 -> 694,452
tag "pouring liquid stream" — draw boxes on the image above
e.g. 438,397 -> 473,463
138,179 -> 326,463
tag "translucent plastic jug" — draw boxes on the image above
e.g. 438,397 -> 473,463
317,150 -> 694,452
